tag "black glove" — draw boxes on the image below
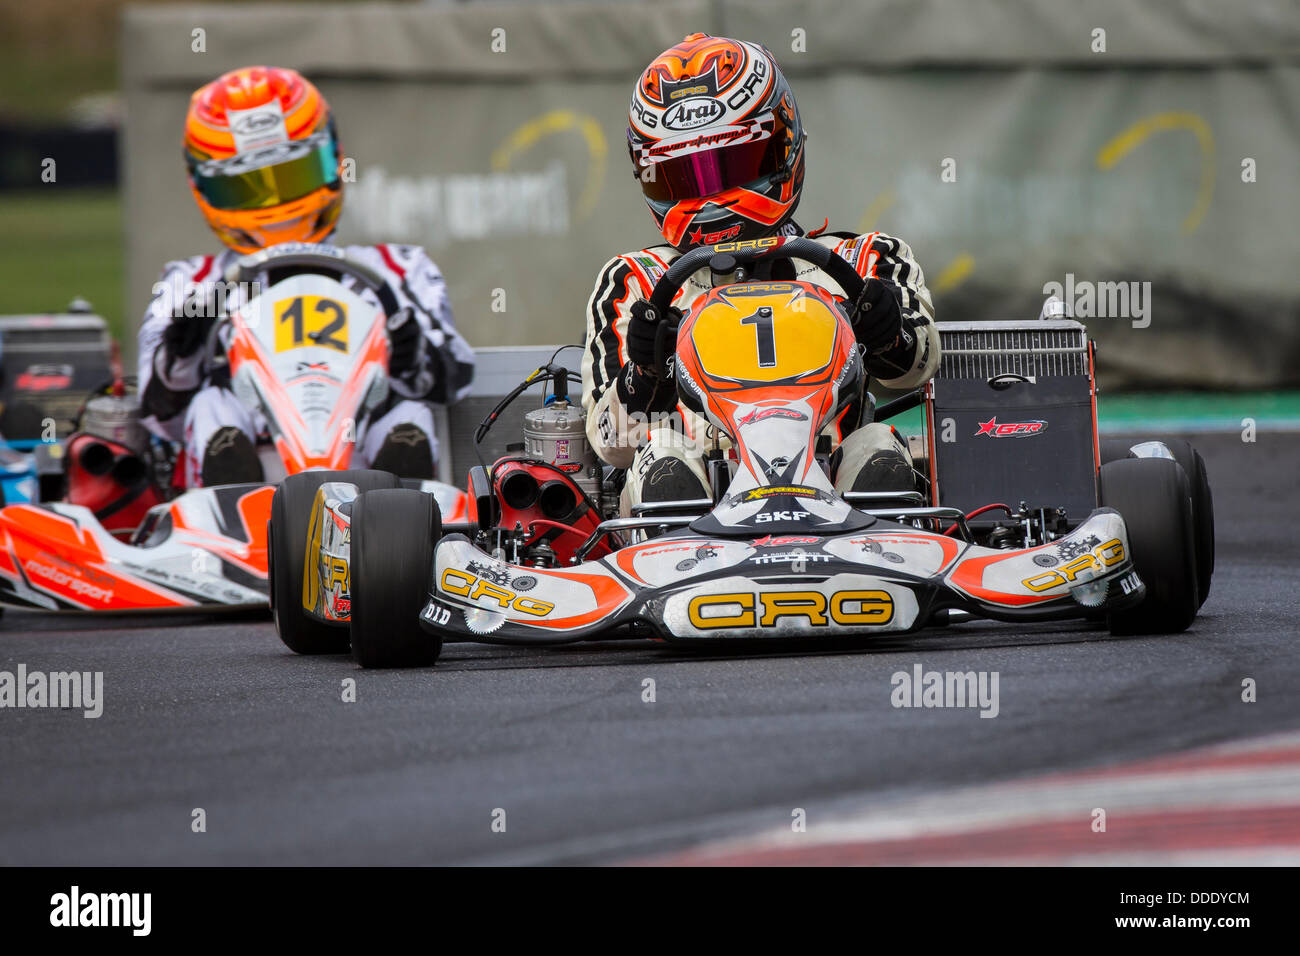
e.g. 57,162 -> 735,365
851,277 -> 904,354
616,360 -> 678,416
386,306 -> 423,376
626,298 -> 681,378
162,312 -> 216,360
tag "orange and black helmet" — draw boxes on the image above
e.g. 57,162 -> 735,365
184,66 -> 344,253
628,34 -> 806,251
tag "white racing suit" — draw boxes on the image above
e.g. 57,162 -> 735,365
138,242 -> 475,485
580,229 -> 940,512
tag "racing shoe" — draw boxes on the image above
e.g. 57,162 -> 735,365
840,445 -> 915,493
640,456 -> 709,514
200,426 -> 264,487
370,422 -> 434,480
857,447 -> 914,492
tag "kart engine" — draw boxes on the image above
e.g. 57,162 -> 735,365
522,399 -> 600,502
474,362 -> 615,567
64,386 -> 163,538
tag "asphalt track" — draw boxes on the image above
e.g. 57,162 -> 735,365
0,431 -> 1296,865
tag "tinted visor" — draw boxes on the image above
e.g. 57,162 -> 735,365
635,111 -> 787,202
188,127 -> 340,211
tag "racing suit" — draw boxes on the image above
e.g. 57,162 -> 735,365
139,242 -> 475,485
581,229 -> 940,512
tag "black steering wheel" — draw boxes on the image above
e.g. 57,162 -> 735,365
645,237 -> 867,370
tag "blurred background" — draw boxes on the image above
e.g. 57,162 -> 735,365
2,0 -> 1297,400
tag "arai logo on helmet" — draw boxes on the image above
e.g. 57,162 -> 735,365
232,111 -> 282,135
663,97 -> 724,131
974,417 -> 1048,438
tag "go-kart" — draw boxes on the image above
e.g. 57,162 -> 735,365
272,238 -> 1213,666
0,244 -> 465,613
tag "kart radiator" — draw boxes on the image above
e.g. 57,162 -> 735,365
0,311 -> 114,439
927,319 -> 1098,529
935,324 -> 1089,381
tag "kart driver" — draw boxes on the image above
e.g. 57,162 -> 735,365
582,34 -> 940,512
139,66 -> 475,486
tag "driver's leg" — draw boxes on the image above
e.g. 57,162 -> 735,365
833,422 -> 915,493
620,424 -> 710,517
185,384 -> 263,487
359,399 -> 438,480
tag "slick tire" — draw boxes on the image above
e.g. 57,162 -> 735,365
1100,437 -> 1214,607
349,488 -> 443,668
269,469 -> 399,655
1099,457 -> 1198,635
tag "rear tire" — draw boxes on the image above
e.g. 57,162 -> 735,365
350,488 -> 443,668
269,469 -> 399,655
1100,457 -> 1198,635
1100,436 -> 1214,607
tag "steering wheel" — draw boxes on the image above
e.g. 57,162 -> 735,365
644,237 -> 867,370
206,246 -> 406,364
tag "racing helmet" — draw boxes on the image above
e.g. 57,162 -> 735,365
184,66 -> 344,254
628,34 -> 806,251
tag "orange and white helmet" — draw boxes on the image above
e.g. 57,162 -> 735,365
628,34 -> 806,250
184,66 -> 344,253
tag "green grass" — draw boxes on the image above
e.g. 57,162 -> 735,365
0,48 -> 116,122
0,188 -> 123,340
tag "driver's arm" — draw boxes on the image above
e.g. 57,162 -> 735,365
831,232 -> 940,389
581,253 -> 659,469
354,244 -> 476,406
138,255 -> 219,438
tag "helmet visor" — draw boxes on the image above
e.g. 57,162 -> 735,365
188,127 -> 340,211
634,111 -> 787,203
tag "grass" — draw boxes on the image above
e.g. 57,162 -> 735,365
0,188 -> 123,340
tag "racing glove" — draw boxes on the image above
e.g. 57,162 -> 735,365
161,312 -> 217,360
386,306 -> 423,377
851,277 -> 905,355
626,298 -> 681,379
618,298 -> 681,415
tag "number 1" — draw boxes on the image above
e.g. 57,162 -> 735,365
741,309 -> 777,368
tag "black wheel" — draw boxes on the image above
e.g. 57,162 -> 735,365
1099,457 -> 1198,635
1189,448 -> 1215,606
350,488 -> 443,668
269,469 -> 399,655
1100,436 -> 1214,607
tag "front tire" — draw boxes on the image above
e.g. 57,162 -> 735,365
350,488 -> 443,668
1100,436 -> 1214,607
1100,457 -> 1199,635
269,469 -> 399,655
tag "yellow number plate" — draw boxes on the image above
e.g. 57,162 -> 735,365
689,291 -> 838,382
274,295 -> 349,354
